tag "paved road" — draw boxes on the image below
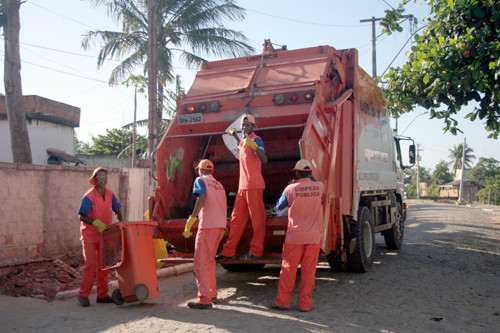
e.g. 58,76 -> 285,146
1,201 -> 499,332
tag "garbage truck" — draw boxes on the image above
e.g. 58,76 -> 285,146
151,40 -> 415,272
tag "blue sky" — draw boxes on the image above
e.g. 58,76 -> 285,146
2,0 -> 498,171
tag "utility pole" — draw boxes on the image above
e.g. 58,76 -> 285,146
360,16 -> 381,79
458,137 -> 466,205
360,15 -> 414,80
416,144 -> 422,199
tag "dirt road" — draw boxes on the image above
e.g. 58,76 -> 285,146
1,201 -> 499,332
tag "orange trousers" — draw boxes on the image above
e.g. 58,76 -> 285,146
194,228 -> 225,305
275,243 -> 320,311
221,189 -> 266,257
79,239 -> 109,298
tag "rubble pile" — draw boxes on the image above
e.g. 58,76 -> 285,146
0,251 -> 88,301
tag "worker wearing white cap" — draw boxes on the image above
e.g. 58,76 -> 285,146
271,159 -> 324,312
218,114 -> 268,260
184,159 -> 227,309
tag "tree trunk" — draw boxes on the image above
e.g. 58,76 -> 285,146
147,0 -> 158,160
3,0 -> 32,163
132,86 -> 137,167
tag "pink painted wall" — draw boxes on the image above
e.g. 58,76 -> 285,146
0,163 -> 150,267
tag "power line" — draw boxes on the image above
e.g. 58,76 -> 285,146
19,56 -> 110,84
18,40 -> 116,60
381,0 -> 396,10
26,0 -> 97,30
20,45 -> 89,77
380,24 -> 427,77
246,8 -> 364,28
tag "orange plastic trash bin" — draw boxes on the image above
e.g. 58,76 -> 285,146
101,222 -> 159,305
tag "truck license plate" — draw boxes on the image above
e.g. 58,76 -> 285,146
178,113 -> 203,125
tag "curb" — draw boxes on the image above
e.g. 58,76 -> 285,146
54,263 -> 194,300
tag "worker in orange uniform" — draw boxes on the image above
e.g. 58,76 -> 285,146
184,159 -> 227,309
77,167 -> 122,307
218,114 -> 268,260
271,160 -> 324,312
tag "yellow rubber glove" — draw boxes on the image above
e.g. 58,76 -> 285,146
244,134 -> 258,150
225,128 -> 237,136
184,215 -> 197,238
92,219 -> 108,233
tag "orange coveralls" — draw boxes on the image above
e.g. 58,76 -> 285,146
221,132 -> 266,257
78,187 -> 121,298
274,178 -> 324,311
192,175 -> 227,305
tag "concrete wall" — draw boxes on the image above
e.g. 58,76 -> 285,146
0,95 -> 80,165
76,154 -> 135,168
0,163 -> 151,267
0,119 -> 75,164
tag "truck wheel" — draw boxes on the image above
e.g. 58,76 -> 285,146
347,206 -> 375,272
221,264 -> 265,271
111,288 -> 124,305
326,253 -> 346,272
383,202 -> 404,249
221,264 -> 245,272
249,264 -> 265,271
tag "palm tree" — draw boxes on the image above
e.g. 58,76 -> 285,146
82,0 -> 254,113
448,143 -> 476,174
1,0 -> 32,163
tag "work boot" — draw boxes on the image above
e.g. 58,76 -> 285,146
78,296 -> 90,307
239,253 -> 262,260
270,302 -> 290,311
96,296 -> 114,303
215,254 -> 237,261
188,302 -> 212,309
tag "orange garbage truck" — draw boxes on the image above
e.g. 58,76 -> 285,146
151,40 -> 415,272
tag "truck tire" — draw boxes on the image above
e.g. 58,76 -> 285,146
383,202 -> 404,249
326,253 -> 346,272
221,263 -> 265,272
347,206 -> 375,272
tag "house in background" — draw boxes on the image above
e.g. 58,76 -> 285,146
0,95 -> 84,165
439,179 -> 479,202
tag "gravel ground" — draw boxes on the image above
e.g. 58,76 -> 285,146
1,201 -> 499,333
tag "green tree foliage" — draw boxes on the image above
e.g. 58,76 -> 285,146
426,184 -> 441,197
404,166 -> 431,198
477,175 -> 500,205
82,0 -> 254,87
404,165 -> 431,184
383,0 -> 500,138
77,128 -> 147,156
469,157 -> 500,188
432,160 -> 454,185
406,181 -> 417,198
75,135 -> 90,154
448,142 -> 476,174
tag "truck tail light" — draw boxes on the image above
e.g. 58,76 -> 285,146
273,90 -> 315,105
183,100 -> 219,114
274,94 -> 285,105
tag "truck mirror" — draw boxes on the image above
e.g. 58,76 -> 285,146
409,145 -> 416,164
